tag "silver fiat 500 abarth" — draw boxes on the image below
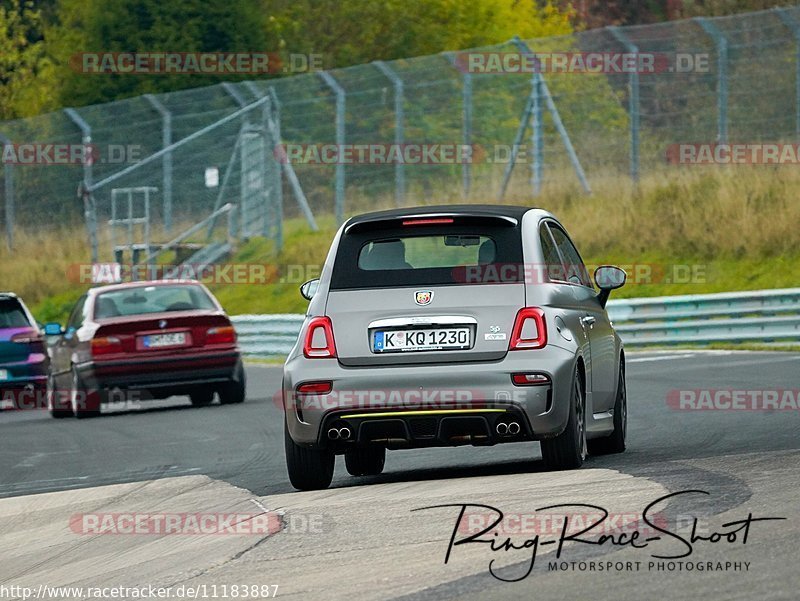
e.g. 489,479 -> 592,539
282,205 -> 628,490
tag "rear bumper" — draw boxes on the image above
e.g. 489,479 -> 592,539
283,344 -> 577,447
0,358 -> 49,409
318,405 -> 534,450
77,350 -> 240,390
0,357 -> 49,388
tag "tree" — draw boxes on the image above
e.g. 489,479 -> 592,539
47,0 -> 268,107
266,0 -> 573,69
0,0 -> 56,119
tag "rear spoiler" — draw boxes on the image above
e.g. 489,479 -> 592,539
344,212 -> 518,234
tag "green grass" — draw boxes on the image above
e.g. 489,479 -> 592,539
598,253 -> 800,299
3,167 -> 799,324
19,229 -> 800,324
202,236 -> 800,315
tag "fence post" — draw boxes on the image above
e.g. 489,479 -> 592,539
374,61 -> 405,206
776,8 -> 800,140
527,48 -> 544,195
266,88 -> 284,249
508,37 -> 545,196
319,71 -> 346,224
244,82 -> 284,246
499,93 -> 535,200
64,108 -> 98,263
696,18 -> 729,144
511,37 -> 591,195
143,94 -> 173,234
223,83 -> 254,238
0,134 -> 13,251
507,39 -> 544,196
609,27 -> 640,183
444,52 -> 473,199
242,82 -> 269,239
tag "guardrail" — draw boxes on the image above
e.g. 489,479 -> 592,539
231,288 -> 800,358
606,288 -> 800,347
232,314 -> 305,358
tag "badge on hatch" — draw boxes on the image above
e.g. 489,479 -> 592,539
414,290 -> 433,306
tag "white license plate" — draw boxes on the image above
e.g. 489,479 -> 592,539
0,369 -> 7,381
373,328 -> 471,352
143,332 -> 186,348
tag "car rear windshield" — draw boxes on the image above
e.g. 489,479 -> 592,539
331,222 -> 523,289
94,285 -> 216,319
0,298 -> 30,328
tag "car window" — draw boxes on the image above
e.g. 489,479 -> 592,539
94,285 -> 216,319
0,298 -> 30,328
332,223 -> 523,289
358,235 -> 496,271
539,224 -> 567,282
547,224 -> 592,287
66,295 -> 87,331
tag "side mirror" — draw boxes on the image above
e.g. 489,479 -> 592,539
594,265 -> 626,308
300,279 -> 320,301
43,322 -> 64,336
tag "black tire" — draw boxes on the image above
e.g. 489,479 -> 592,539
47,374 -> 73,418
190,389 -> 215,407
588,363 -> 627,456
218,361 -> 246,405
284,420 -> 334,490
344,446 -> 386,476
541,364 -> 586,470
71,368 -> 102,419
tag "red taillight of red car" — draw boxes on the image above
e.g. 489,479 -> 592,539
90,336 -> 123,356
206,325 -> 236,345
303,316 -> 337,358
509,307 -> 547,350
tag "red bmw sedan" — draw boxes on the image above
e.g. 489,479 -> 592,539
46,280 -> 245,418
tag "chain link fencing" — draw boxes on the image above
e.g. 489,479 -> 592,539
1,6 -> 799,259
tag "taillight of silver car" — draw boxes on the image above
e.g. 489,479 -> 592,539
509,307 -> 547,350
511,373 -> 551,386
303,316 -> 337,358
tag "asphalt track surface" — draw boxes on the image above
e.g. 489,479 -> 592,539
0,350 -> 798,600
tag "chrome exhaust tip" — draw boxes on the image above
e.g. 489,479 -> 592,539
338,427 -> 351,440
508,421 -> 520,435
495,422 -> 508,435
327,428 -> 340,440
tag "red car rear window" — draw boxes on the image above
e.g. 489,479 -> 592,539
94,285 -> 216,319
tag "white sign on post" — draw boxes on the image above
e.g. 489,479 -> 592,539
205,167 -> 219,188
92,263 -> 122,284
